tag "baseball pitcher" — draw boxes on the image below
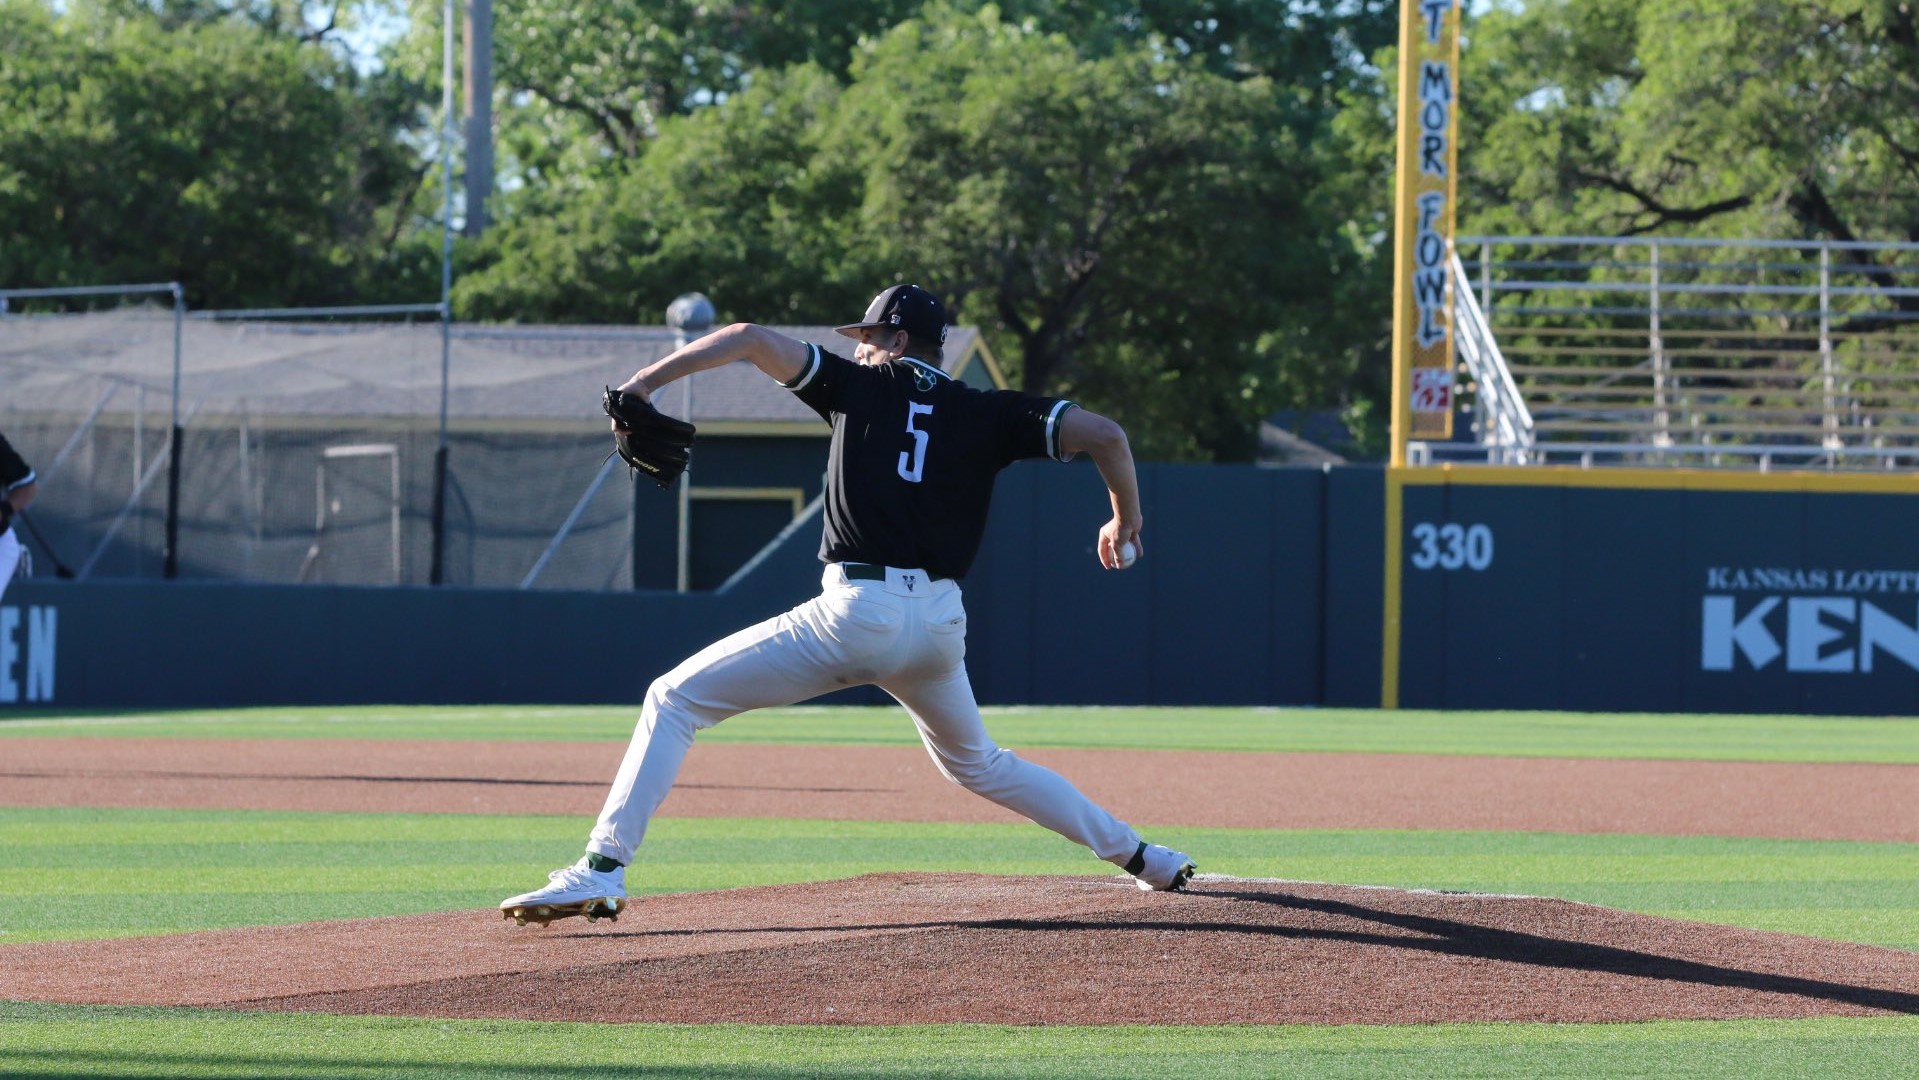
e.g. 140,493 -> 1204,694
502,284 -> 1193,926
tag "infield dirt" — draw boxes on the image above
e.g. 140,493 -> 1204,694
5,873 -> 1919,1024
5,736 -> 1917,840
4,736 -> 1918,1025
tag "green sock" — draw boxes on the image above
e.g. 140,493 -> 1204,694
586,853 -> 623,873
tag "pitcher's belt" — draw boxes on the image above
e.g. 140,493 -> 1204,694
840,563 -> 948,582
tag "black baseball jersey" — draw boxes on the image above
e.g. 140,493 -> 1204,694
0,432 -> 32,491
783,343 -> 1077,580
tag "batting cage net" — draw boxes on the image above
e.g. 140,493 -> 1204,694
0,304 -> 696,590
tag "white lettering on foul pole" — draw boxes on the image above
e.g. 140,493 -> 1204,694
1414,192 -> 1448,348
1418,63 -> 1451,176
1410,52 -> 1454,354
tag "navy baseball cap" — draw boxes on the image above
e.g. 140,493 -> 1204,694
835,283 -> 949,345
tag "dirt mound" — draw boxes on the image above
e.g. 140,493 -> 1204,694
6,873 -> 1917,1025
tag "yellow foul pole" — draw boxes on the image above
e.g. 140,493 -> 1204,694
1389,0 -> 1462,465
1384,0 -> 1463,707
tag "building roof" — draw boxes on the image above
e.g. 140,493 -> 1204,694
0,310 -> 1005,430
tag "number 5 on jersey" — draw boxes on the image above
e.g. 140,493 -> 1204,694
899,402 -> 934,483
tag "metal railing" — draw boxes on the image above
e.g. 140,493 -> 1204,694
1450,235 -> 1919,469
1449,249 -> 1535,463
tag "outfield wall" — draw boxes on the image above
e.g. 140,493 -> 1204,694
0,462 -> 1382,712
961,462 -> 1383,707
1388,468 -> 1919,715
6,462 -> 1919,715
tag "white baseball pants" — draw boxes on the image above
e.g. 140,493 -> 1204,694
587,564 -> 1144,867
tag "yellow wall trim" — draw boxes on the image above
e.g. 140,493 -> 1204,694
1397,464 -> 1919,494
1381,468 -> 1406,708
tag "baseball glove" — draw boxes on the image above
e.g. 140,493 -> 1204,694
603,386 -> 696,490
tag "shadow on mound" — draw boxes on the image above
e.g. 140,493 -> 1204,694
8,874 -> 1919,1025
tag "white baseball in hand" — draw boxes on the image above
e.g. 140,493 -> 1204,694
1116,540 -> 1137,569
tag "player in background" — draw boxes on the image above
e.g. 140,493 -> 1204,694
501,284 -> 1194,923
0,431 -> 40,603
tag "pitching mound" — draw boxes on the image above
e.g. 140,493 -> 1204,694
6,873 -> 1918,1025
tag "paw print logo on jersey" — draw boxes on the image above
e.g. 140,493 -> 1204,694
914,368 -> 938,393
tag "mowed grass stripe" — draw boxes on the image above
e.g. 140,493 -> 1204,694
0,808 -> 1913,948
5,704 -> 1919,762
2,1004 -> 1918,1079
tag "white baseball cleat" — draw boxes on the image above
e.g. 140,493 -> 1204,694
1127,842 -> 1197,892
501,857 -> 626,911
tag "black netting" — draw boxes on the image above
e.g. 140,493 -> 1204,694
0,308 -> 685,590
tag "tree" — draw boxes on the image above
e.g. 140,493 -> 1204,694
390,0 -> 927,180
1461,0 -> 1919,245
454,63 -> 869,323
0,0 -> 434,305
94,0 -> 384,44
1004,0 -> 1398,97
409,0 -> 1396,195
822,6 -> 1329,459
450,2 -> 1401,459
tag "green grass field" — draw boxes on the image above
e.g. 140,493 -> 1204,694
2,705 -> 1917,1078
2,810 -> 1915,947
5,1003 -> 1919,1079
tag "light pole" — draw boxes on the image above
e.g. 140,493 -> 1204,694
431,0 -> 458,585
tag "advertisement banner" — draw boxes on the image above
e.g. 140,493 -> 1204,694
1391,473 -> 1919,715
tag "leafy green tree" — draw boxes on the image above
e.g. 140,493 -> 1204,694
454,63 -> 868,323
0,0 -> 434,305
462,0 -> 1396,144
94,0 -> 381,42
823,7 -> 1322,459
408,0 -> 1395,201
390,0 -> 927,180
463,5 -> 1369,459
1461,0 -> 1919,245
1006,0 -> 1398,95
